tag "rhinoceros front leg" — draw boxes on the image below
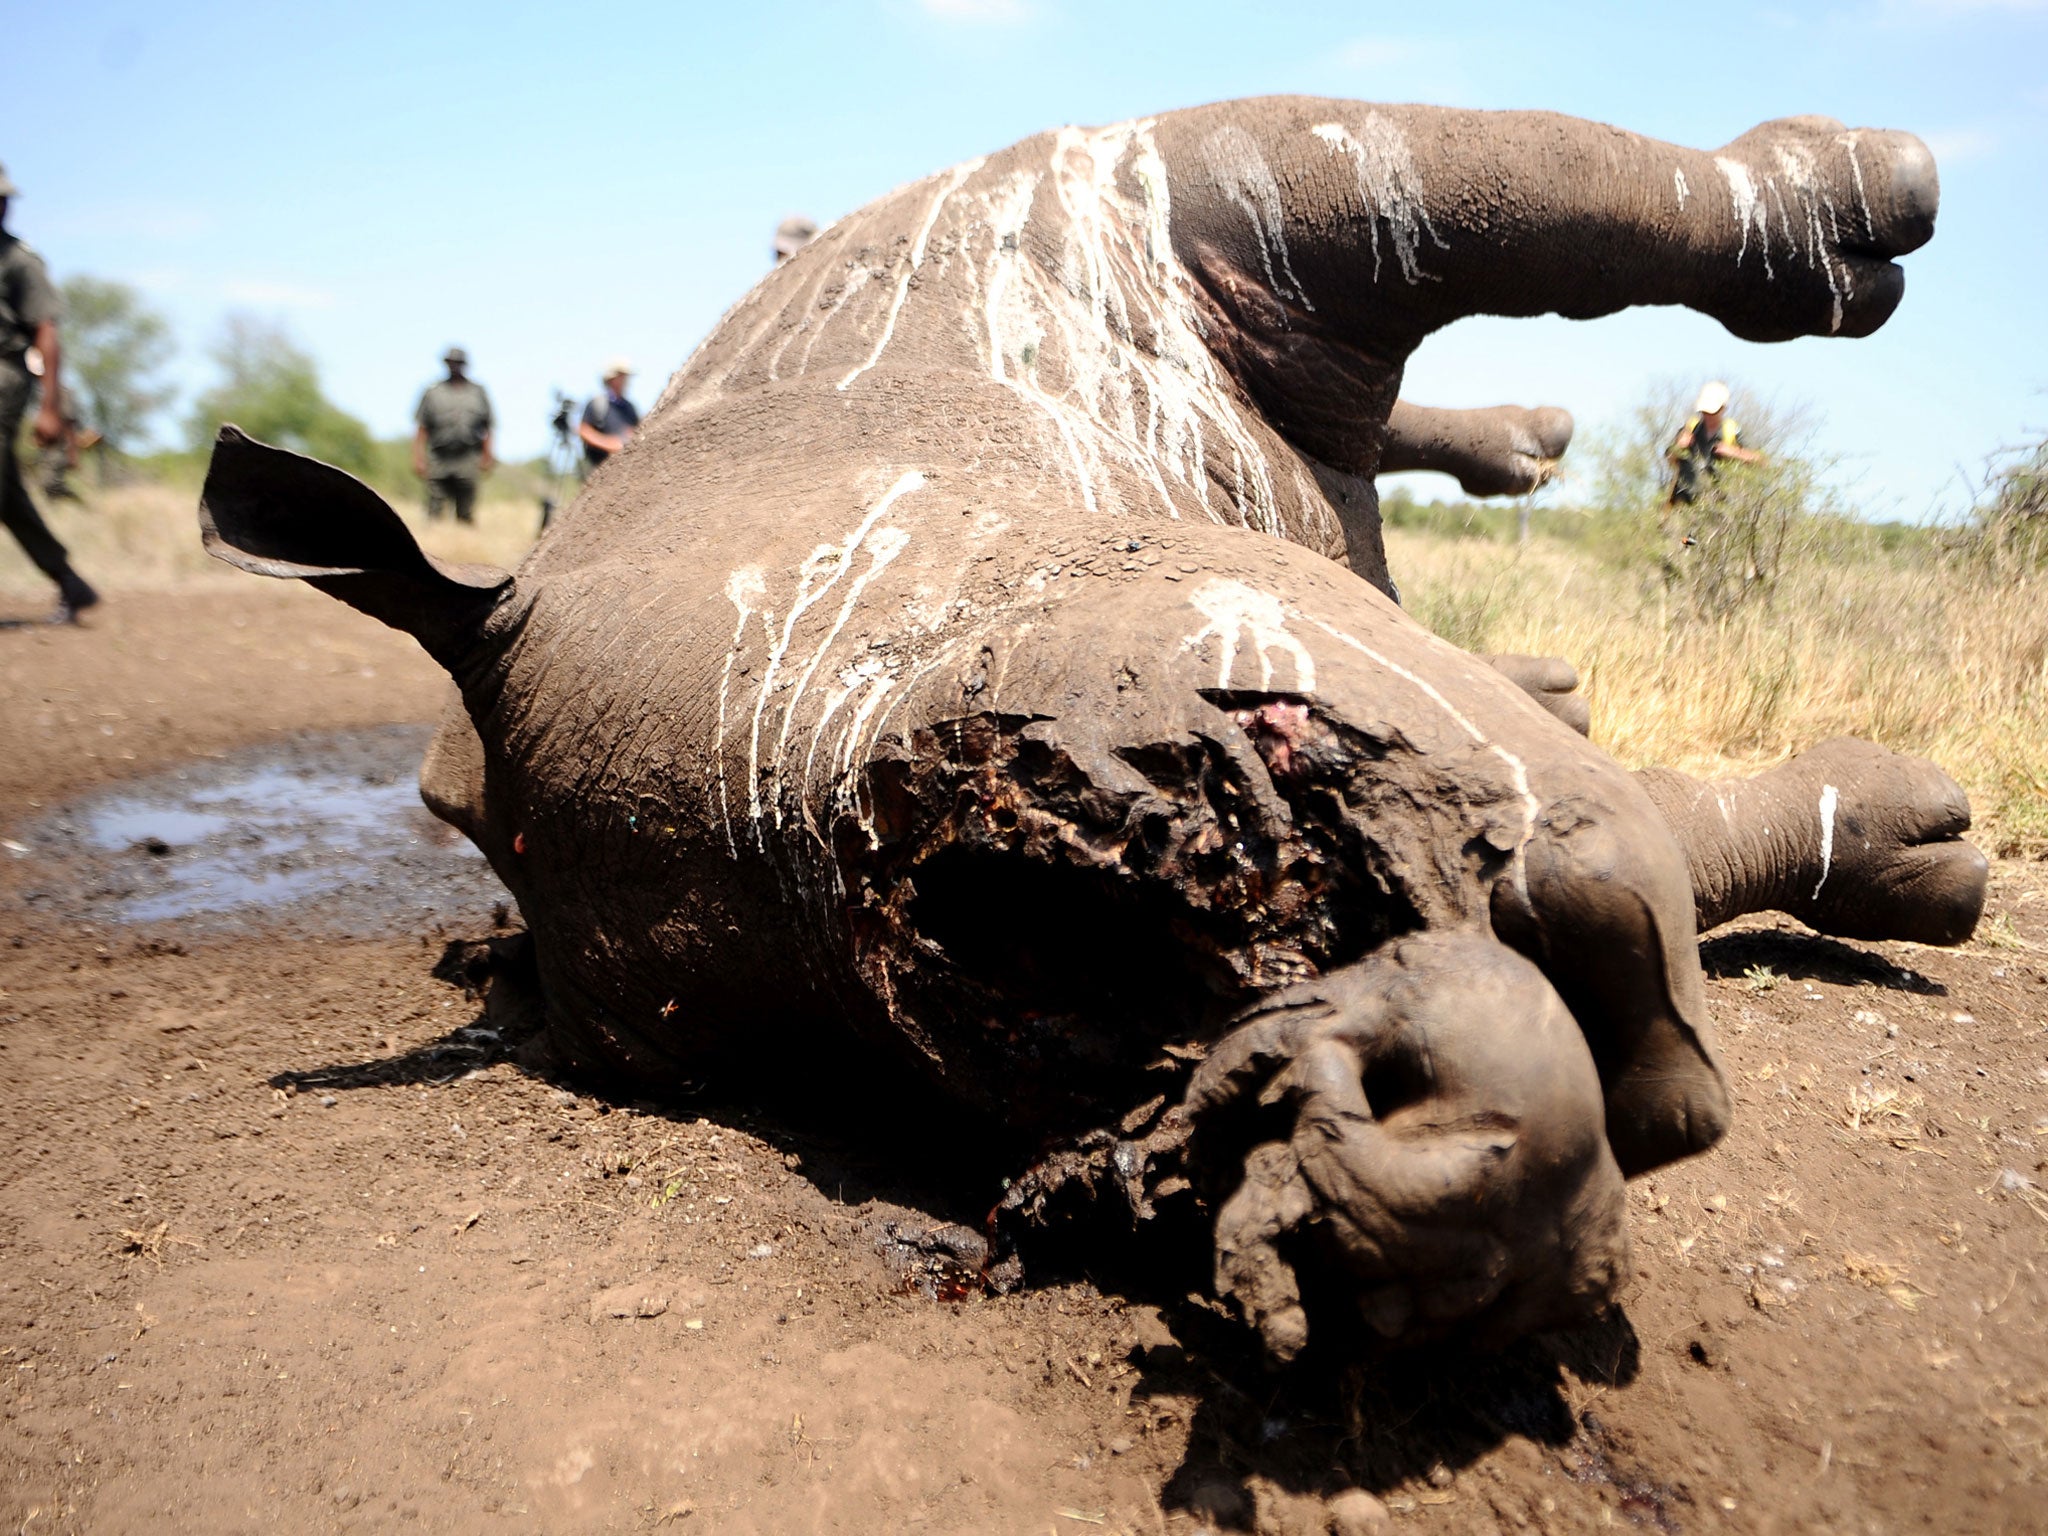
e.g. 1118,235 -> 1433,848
1184,931 -> 1628,1361
1380,402 -> 1575,498
1634,740 -> 1988,944
1310,403 -> 1573,590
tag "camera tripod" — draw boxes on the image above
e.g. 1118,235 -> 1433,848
537,390 -> 582,532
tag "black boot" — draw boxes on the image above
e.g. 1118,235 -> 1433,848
50,572 -> 100,625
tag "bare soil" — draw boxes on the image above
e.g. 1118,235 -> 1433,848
2,587 -> 2045,1534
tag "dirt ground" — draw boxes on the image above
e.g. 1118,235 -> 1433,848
2,586 -> 2045,1535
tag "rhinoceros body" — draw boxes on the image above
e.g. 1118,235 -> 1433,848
200,97 -> 1982,1357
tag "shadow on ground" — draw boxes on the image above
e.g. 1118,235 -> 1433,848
263,928 -> 1689,1522
1700,927 -> 1945,994
1135,1307 -> 1664,1527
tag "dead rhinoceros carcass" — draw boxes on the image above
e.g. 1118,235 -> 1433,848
196,96 -> 1984,1359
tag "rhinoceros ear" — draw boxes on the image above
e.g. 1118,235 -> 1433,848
199,426 -> 513,667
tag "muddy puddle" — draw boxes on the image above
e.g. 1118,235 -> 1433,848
3,725 -> 510,938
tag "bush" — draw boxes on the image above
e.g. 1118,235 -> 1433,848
60,276 -> 174,458
185,315 -> 375,479
1956,433 -> 2048,571
1579,380 -> 1844,619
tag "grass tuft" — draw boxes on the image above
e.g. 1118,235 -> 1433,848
1388,525 -> 2048,859
0,477 -> 547,596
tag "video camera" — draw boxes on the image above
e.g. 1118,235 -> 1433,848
548,390 -> 577,442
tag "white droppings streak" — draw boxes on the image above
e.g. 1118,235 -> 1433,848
1202,124 -> 1312,310
714,569 -> 768,855
1773,143 -> 1847,332
799,655 -> 891,870
1674,168 -> 1691,208
790,266 -> 875,378
1718,139 -> 1866,330
658,113 -> 1336,543
1182,578 -> 1317,692
838,635 -> 970,848
838,159 -> 986,392
771,483 -> 924,804
1310,116 -> 1447,285
968,121 -> 1285,533
745,471 -> 929,842
836,669 -> 898,786
1812,782 -> 1839,899
1717,157 -> 1773,279
1842,133 -> 1875,241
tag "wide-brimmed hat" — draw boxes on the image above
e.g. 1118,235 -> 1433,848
443,346 -> 469,366
1695,380 -> 1731,415
602,356 -> 633,381
0,163 -> 18,198
773,215 -> 819,259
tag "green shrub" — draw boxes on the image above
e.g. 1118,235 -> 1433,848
185,315 -> 375,479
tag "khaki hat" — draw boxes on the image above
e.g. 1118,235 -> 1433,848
443,346 -> 469,366
602,356 -> 633,382
0,163 -> 17,198
773,215 -> 819,259
1695,380 -> 1731,415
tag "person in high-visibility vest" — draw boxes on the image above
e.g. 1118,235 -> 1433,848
1667,380 -> 1762,504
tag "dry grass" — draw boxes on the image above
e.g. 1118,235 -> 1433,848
1389,527 -> 2048,857
1842,1250 -> 1933,1310
0,477 -> 545,597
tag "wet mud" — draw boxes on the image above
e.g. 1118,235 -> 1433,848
4,724 -> 508,938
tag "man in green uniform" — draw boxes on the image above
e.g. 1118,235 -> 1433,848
1667,379 -> 1762,505
412,347 -> 494,523
0,162 -> 99,623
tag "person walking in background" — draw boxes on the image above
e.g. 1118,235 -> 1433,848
0,162 -> 99,624
412,347 -> 494,523
578,358 -> 639,469
772,215 -> 818,265
1667,379 -> 1762,505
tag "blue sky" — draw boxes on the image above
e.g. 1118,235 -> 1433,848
8,0 -> 2045,518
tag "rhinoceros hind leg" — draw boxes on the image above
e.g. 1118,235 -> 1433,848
1183,931 -> 1628,1362
1709,118 -> 1938,341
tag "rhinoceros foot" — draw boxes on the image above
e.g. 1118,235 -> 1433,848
1785,738 -> 1988,945
1710,116 -> 1938,340
1481,654 -> 1591,737
1183,931 -> 1628,1363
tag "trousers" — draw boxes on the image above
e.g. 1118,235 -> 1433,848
0,367 -> 86,596
423,472 -> 479,523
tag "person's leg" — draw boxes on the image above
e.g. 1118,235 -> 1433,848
0,373 -> 96,619
423,476 -> 449,520
450,475 -> 478,525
